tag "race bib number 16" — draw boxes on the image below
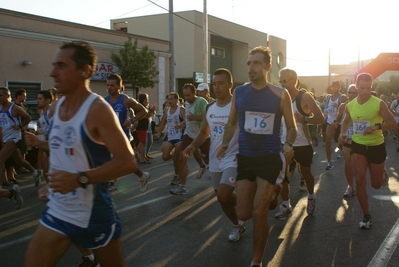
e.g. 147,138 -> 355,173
244,111 -> 275,135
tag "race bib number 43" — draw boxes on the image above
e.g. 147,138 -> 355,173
244,111 -> 275,135
353,120 -> 370,135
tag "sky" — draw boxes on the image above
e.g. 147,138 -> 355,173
2,0 -> 398,76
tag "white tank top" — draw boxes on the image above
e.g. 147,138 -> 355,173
281,99 -> 311,146
0,103 -> 21,142
47,94 -> 116,228
207,101 -> 239,172
326,95 -> 342,124
166,106 -> 183,141
38,109 -> 51,140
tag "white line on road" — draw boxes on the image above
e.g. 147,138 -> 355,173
116,195 -> 173,213
0,195 -> 173,250
368,218 -> 399,267
0,235 -> 32,250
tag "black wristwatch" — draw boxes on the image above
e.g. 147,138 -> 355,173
77,172 -> 90,189
18,123 -> 24,129
285,141 -> 293,147
303,116 -> 310,123
375,123 -> 382,130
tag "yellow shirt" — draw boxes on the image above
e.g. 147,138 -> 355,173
347,95 -> 383,146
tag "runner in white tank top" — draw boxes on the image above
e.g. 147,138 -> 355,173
24,42 -> 136,267
277,68 -> 325,220
0,87 -> 42,186
324,81 -> 348,170
155,92 -> 186,185
183,69 -> 247,242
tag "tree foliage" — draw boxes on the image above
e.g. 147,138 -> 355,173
111,37 -> 158,89
375,75 -> 399,96
388,75 -> 399,95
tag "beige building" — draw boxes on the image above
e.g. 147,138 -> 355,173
111,10 -> 286,95
0,8 -> 171,111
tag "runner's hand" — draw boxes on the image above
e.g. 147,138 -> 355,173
183,144 -> 195,159
24,131 -> 40,147
47,170 -> 80,194
216,144 -> 228,159
38,184 -> 49,202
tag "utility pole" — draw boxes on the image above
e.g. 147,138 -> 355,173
328,48 -> 331,87
203,0 -> 208,84
169,0 -> 175,92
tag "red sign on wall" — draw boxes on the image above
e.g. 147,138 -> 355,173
91,62 -> 120,81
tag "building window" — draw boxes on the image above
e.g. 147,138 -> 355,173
211,47 -> 225,58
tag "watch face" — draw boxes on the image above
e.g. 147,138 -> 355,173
79,175 -> 89,184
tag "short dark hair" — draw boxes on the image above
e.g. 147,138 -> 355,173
107,74 -> 123,86
213,68 -> 233,84
248,46 -> 272,65
138,93 -> 148,105
0,86 -> 10,96
38,90 -> 53,103
356,73 -> 373,84
60,41 -> 97,78
15,89 -> 26,99
183,83 -> 196,93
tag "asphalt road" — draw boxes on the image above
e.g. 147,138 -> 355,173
1,136 -> 399,267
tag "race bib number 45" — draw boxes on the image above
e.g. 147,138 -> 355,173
353,120 -> 370,135
244,111 -> 275,135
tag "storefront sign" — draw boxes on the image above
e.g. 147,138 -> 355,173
91,62 -> 120,81
193,72 -> 211,83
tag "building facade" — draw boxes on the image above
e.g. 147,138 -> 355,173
111,10 -> 286,96
0,8 -> 170,111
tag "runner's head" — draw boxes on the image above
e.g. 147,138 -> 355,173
107,74 -> 123,96
347,84 -> 358,101
279,68 -> 298,90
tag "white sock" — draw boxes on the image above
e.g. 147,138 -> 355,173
282,200 -> 290,207
33,170 -> 38,176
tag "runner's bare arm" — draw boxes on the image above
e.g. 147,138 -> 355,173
303,93 -> 325,125
13,105 -> 31,129
222,90 -> 238,146
334,103 -> 346,126
339,105 -> 351,137
24,131 -> 49,152
190,111 -> 210,149
125,96 -> 148,121
281,90 -> 297,144
378,101 -> 397,131
85,98 -> 136,180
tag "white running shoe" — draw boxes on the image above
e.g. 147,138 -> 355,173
228,224 -> 246,242
170,184 -> 187,195
325,161 -> 333,170
275,204 -> 292,220
307,197 -> 316,215
196,166 -> 207,179
299,179 -> 307,191
343,186 -> 356,198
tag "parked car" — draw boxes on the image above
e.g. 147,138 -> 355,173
25,100 -> 38,133
25,100 -> 39,165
